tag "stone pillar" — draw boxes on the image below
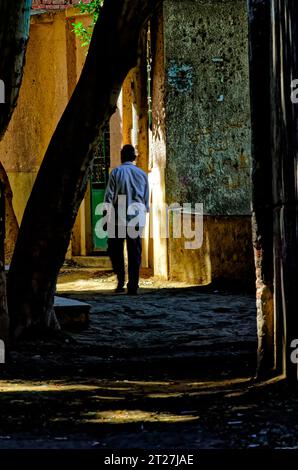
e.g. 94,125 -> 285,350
247,0 -> 275,376
122,72 -> 133,145
248,0 -> 298,382
149,10 -> 168,279
271,0 -> 298,382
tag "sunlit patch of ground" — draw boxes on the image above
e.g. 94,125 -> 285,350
0,376 -> 256,436
0,377 -> 252,395
80,409 -> 199,424
57,268 -> 200,293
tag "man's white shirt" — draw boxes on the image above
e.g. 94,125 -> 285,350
104,161 -> 149,228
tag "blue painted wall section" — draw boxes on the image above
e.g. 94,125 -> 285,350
168,62 -> 194,93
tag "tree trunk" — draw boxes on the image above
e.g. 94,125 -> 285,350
8,0 -> 162,339
0,0 -> 32,343
0,162 -> 19,265
247,0 -> 275,377
271,0 -> 298,383
0,183 -> 8,344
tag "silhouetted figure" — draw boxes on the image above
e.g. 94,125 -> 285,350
104,145 -> 149,295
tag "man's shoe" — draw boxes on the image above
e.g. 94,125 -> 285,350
114,286 -> 125,294
127,289 -> 138,296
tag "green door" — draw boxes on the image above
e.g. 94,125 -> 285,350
91,127 -> 110,252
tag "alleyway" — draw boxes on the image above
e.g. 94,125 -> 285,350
55,268 -> 257,379
1,270 -> 298,450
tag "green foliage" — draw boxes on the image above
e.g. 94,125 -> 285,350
72,0 -> 103,47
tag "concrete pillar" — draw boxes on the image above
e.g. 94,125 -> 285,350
247,0 -> 275,376
270,0 -> 298,382
149,11 -> 168,279
122,72 -> 133,145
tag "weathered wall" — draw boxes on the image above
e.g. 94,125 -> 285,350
120,33 -> 151,267
65,8 -> 91,257
0,11 -> 69,227
0,8 -> 121,260
164,0 -> 251,214
160,0 -> 254,284
169,215 -> 254,286
149,11 -> 168,278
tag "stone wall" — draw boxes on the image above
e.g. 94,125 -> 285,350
169,214 -> 254,287
164,0 -> 251,215
156,0 -> 255,284
0,10 -> 69,225
149,12 -> 168,278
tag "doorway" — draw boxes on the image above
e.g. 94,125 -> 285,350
90,125 -> 110,253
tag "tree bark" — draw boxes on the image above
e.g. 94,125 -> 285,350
8,0 -> 162,339
0,0 -> 32,343
271,0 -> 298,383
247,0 -> 275,377
0,162 -> 19,265
0,183 -> 8,344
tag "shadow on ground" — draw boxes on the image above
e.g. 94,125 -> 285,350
1,272 -> 293,449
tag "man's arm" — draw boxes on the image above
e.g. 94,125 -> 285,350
104,170 -> 116,204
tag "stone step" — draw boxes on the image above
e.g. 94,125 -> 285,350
72,256 -> 112,269
54,296 -> 90,329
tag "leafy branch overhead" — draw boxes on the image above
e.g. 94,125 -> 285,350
72,0 -> 103,47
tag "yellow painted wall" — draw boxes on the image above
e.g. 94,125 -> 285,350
109,91 -> 122,170
0,8 -> 103,259
169,215 -> 254,286
0,7 -> 126,261
149,12 -> 168,278
0,10 -> 69,226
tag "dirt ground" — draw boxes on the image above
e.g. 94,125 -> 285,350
0,268 -> 298,451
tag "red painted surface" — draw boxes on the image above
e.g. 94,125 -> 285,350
32,0 -> 90,10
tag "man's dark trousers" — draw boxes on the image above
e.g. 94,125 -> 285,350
107,226 -> 142,292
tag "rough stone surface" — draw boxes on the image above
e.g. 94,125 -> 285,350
1,271 -> 297,451
54,296 -> 90,328
164,0 -> 251,215
52,269 -> 257,369
73,288 -> 256,361
168,214 -> 255,284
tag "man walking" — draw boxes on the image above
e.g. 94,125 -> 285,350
104,144 -> 149,295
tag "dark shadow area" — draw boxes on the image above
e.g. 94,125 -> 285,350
5,285 -> 257,381
0,373 -> 296,449
0,282 -> 261,448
